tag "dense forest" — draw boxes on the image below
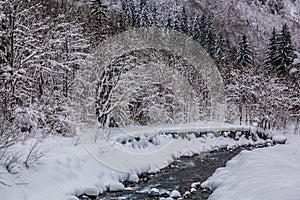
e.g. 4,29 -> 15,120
0,0 -> 299,149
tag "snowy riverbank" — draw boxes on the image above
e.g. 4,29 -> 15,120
0,123 -> 291,200
201,134 -> 300,200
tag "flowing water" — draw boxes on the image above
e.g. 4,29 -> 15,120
83,147 -> 252,200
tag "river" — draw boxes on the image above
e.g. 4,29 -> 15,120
79,147 -> 252,200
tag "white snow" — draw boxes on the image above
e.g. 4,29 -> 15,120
201,134 -> 300,200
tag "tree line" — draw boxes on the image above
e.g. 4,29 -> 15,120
0,0 -> 299,141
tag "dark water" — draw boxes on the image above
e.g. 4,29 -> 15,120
90,147 -> 250,200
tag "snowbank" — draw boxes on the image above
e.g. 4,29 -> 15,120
202,135 -> 300,200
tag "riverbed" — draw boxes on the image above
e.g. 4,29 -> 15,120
79,147 -> 252,200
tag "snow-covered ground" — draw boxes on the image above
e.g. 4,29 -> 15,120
0,122 -> 294,200
202,134 -> 300,200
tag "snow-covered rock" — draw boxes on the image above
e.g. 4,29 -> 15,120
149,188 -> 160,196
183,191 -> 191,198
128,173 -> 139,182
84,186 -> 99,196
266,138 -> 273,146
170,190 -> 181,198
272,135 -> 287,144
109,182 -> 124,192
190,188 -> 196,193
191,182 -> 201,189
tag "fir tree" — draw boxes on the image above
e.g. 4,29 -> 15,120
165,14 -> 173,29
180,7 -> 189,34
265,28 -> 277,69
203,17 -> 217,56
151,3 -> 159,27
236,35 -> 253,68
274,24 -> 296,74
90,0 -> 108,18
173,14 -> 180,31
215,32 -> 229,60
131,3 -> 140,27
139,0 -> 151,27
121,0 -> 134,26
192,14 -> 202,41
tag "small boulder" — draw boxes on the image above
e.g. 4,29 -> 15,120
170,190 -> 181,198
84,186 -> 99,196
272,135 -> 287,144
190,188 -> 196,193
109,182 -> 124,192
183,191 -> 191,198
191,182 -> 201,189
149,188 -> 160,197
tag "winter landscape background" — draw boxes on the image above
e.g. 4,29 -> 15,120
0,0 -> 299,200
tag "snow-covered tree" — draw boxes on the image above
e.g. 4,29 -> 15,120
265,28 -> 277,69
180,7 -> 189,34
0,0 -> 89,135
236,35 -> 253,68
273,24 -> 296,74
139,0 -> 151,27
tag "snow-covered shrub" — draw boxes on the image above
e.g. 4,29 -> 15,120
11,107 -> 41,134
43,104 -> 76,137
0,119 -> 22,177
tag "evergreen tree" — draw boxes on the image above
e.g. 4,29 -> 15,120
265,28 -> 277,69
139,0 -> 151,27
151,3 -> 159,27
90,0 -> 108,18
273,24 -> 296,74
180,7 -> 189,34
121,0 -> 134,26
193,14 -> 208,45
199,15 -> 208,43
215,32 -> 229,60
131,2 -> 140,27
236,35 -> 253,68
165,14 -> 173,29
192,14 -> 202,41
173,14 -> 180,31
203,17 -> 217,56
